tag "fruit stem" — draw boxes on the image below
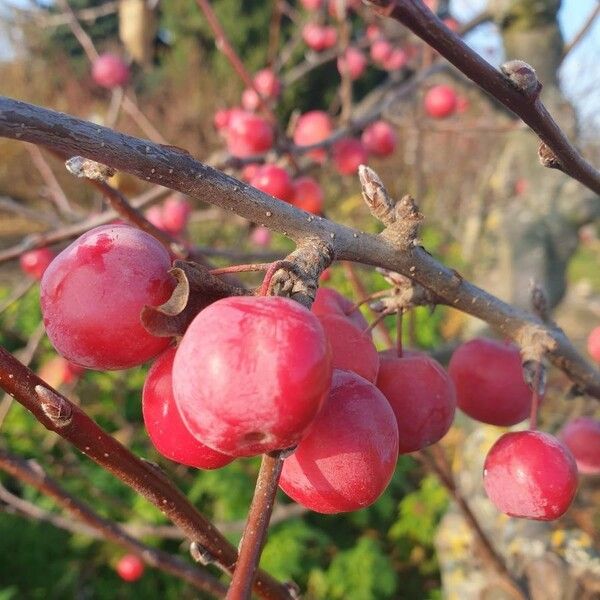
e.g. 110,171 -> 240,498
258,260 -> 292,296
209,262 -> 274,276
529,363 -> 544,431
364,310 -> 392,335
396,308 -> 403,358
226,451 -> 287,600
344,289 -> 389,315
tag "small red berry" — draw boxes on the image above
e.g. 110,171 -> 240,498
424,84 -> 458,119
291,176 -> 324,214
116,554 -> 145,582
293,111 -> 333,163
361,121 -> 397,157
332,138 -> 368,175
161,194 -> 192,235
587,326 -> 600,362
20,247 -> 54,280
92,54 -> 130,89
483,431 -> 578,521
226,111 -> 274,157
559,417 -> 600,475
250,164 -> 294,202
337,47 -> 367,80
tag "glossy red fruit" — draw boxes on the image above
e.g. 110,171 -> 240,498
20,247 -> 54,280
424,84 -> 458,119
448,338 -> 531,426
361,121 -> 397,157
92,53 -> 130,89
559,417 -> 600,475
318,314 -> 379,383
250,165 -> 294,202
279,370 -> 399,514
38,355 -> 84,388
226,111 -> 274,157
40,224 -> 175,370
116,554 -> 145,582
143,348 -> 233,469
377,354 -> 456,453
293,110 -> 333,163
332,138 -> 368,175
312,287 -> 368,331
292,176 -> 324,214
587,326 -> 600,362
173,296 -> 332,457
337,47 -> 367,80
483,431 -> 578,520
161,194 -> 192,235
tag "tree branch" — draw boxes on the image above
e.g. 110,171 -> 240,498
0,344 -> 292,600
363,0 -> 600,196
0,450 -> 228,598
0,98 -> 599,399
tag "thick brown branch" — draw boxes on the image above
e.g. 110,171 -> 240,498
0,450 -> 227,597
0,98 -> 599,399
364,0 -> 600,196
0,345 -> 292,600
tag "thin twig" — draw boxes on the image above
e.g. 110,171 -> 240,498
226,452 -> 286,600
0,451 -> 228,597
562,4 -> 600,61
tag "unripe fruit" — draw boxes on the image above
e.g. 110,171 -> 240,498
116,554 -> 145,582
173,296 -> 332,457
92,53 -> 130,89
559,417 -> 600,475
40,224 -> 175,370
312,287 -> 368,331
293,110 -> 333,164
332,138 -> 368,175
483,431 -> 578,520
318,314 -> 379,383
250,164 -> 294,202
361,120 -> 397,157
587,326 -> 600,363
226,111 -> 274,157
424,85 -> 458,119
377,354 -> 456,453
20,247 -> 54,280
279,370 -> 399,513
337,47 -> 367,80
448,338 -> 531,426
292,176 -> 324,214
143,348 -> 233,469
161,194 -> 192,235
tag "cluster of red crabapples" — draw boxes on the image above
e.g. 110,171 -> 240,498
31,220 -> 600,521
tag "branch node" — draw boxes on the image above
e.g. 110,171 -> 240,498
530,279 -> 551,323
65,156 -> 116,182
35,385 -> 73,427
538,141 -> 563,171
189,541 -> 217,566
500,59 -> 542,98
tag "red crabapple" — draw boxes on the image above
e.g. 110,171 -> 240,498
361,120 -> 397,157
279,369 -> 399,513
143,348 -> 233,469
20,247 -> 54,280
448,338 -> 531,426
424,85 -> 458,119
241,163 -> 260,181
318,314 -> 380,383
145,205 -> 165,230
250,226 -> 272,247
293,110 -> 333,163
587,326 -> 600,362
213,108 -> 231,130
253,68 -> 281,99
40,224 -> 175,370
370,39 -> 393,65
241,88 -> 261,111
366,25 -> 382,41
483,430 -> 578,520
302,23 -> 338,52
38,355 -> 84,388
337,47 -> 367,80
173,296 -> 332,457
161,194 -> 192,235
292,176 -> 324,214
332,138 -> 368,175
250,164 -> 294,202
226,111 -> 274,157
300,0 -> 322,9
382,48 -> 409,71
376,354 -> 456,454
559,417 -> 600,475
312,287 -> 369,331
91,53 -> 130,89
116,554 -> 145,582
